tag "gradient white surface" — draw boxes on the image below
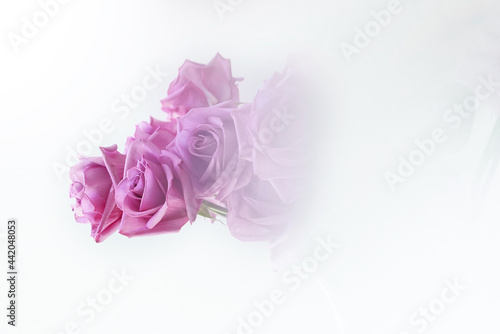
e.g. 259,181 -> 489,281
1,0 -> 500,333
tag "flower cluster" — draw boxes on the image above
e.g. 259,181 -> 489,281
69,54 -> 308,243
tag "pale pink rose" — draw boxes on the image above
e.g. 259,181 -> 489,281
161,53 -> 241,118
168,102 -> 253,201
235,62 -> 312,204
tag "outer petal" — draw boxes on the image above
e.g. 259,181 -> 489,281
100,145 -> 126,187
93,187 -> 121,243
226,176 -> 293,242
161,54 -> 241,118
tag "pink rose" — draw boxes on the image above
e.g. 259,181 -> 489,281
69,145 -> 125,242
161,53 -> 241,118
224,59 -> 315,242
225,175 -> 294,241
236,63 -> 312,204
125,117 -> 177,153
115,140 -> 200,237
168,102 -> 252,201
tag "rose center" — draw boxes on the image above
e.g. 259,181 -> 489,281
192,130 -> 217,156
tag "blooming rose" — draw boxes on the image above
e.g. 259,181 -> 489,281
69,145 -> 125,242
225,175 -> 294,241
115,140 -> 200,237
161,53 -> 241,118
125,117 -> 177,153
235,62 -> 312,204
169,102 -> 252,201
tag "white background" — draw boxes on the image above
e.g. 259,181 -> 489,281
2,0 -> 500,333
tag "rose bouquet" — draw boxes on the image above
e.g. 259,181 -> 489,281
69,54 -> 311,244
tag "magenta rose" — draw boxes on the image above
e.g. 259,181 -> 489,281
125,117 -> 177,153
115,140 -> 200,237
69,145 -> 125,242
169,102 -> 252,201
161,53 -> 241,118
225,175 -> 294,242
